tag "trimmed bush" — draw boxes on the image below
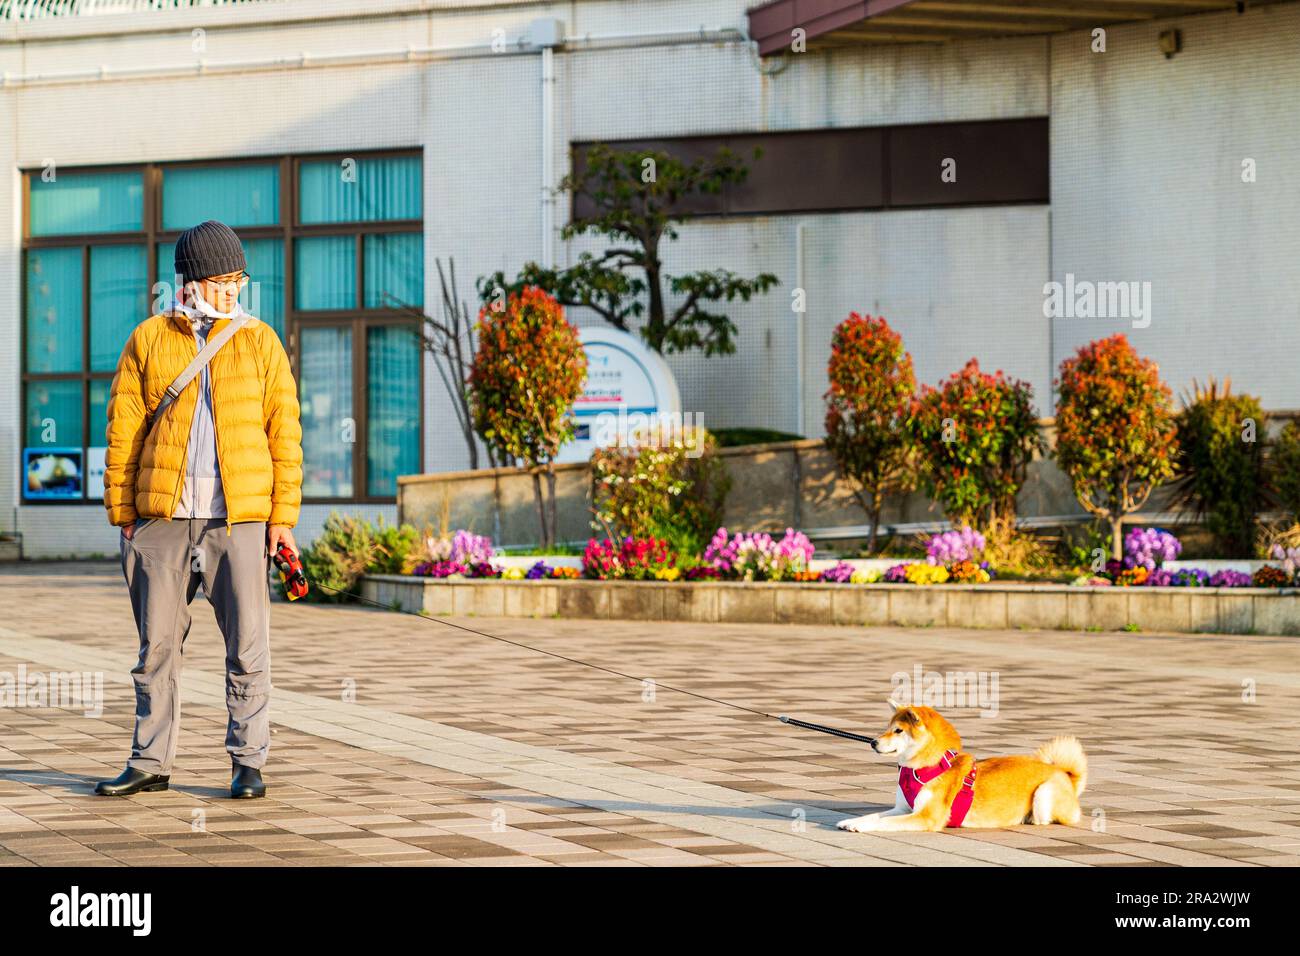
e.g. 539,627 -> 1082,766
1273,421 -> 1300,523
823,313 -> 916,552
909,359 -> 1042,528
712,427 -> 802,447
299,514 -> 422,599
1175,379 -> 1267,557
1056,335 -> 1179,560
369,519 -> 421,575
299,513 -> 377,601
590,425 -> 730,556
469,286 -> 587,549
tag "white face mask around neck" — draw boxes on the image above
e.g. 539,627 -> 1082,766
180,281 -> 245,321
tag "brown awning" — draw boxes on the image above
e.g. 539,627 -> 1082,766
748,0 -> 1288,55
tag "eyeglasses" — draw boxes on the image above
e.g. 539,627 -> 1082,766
200,271 -> 250,292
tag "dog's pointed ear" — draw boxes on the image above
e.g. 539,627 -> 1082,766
885,697 -> 903,713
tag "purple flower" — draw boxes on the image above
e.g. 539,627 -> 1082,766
925,526 -> 985,565
414,560 -> 468,578
525,560 -> 551,579
466,561 -> 499,579
1144,567 -> 1212,587
1271,545 -> 1300,580
1209,569 -> 1252,588
450,530 -> 495,566
700,527 -> 814,580
423,530 -> 495,568
1124,527 -> 1181,570
883,563 -> 911,583
821,561 -> 855,584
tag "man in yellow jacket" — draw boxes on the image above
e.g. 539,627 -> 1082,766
95,220 -> 303,799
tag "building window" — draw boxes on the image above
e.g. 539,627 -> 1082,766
20,151 -> 423,506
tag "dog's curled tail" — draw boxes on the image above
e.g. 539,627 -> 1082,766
1036,736 -> 1087,796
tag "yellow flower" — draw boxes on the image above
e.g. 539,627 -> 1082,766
503,566 -> 525,580
654,567 -> 680,581
905,563 -> 949,585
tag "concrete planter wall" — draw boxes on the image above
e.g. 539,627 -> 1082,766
359,575 -> 1300,636
396,429 -> 1104,548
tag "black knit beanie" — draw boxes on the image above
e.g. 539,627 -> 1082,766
174,220 -> 247,283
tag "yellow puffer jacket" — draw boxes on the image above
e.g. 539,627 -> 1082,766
103,311 -> 303,528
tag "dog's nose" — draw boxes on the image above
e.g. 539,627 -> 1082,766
870,740 -> 880,753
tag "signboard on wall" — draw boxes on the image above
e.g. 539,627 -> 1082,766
23,448 -> 84,501
556,326 -> 682,465
87,447 -> 107,500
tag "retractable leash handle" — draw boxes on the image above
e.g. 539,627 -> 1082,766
273,545 -> 309,600
779,715 -> 877,746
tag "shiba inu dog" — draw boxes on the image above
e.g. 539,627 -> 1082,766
837,703 -> 1086,832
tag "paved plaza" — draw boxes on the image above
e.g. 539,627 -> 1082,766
2,563 -> 1299,867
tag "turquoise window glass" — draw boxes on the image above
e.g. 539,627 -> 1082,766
366,325 -> 420,497
300,326 -> 354,498
242,239 -> 285,339
299,156 -> 421,224
90,245 -> 148,372
157,241 -> 180,295
364,232 -> 423,308
29,171 -> 143,235
161,164 -> 280,230
158,238 -> 285,339
25,380 -> 83,448
89,379 -> 111,448
295,236 -> 355,310
25,247 -> 83,373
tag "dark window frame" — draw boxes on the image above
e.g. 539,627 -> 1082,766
19,148 -> 425,508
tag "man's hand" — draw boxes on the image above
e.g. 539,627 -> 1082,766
267,525 -> 298,558
121,521 -> 137,541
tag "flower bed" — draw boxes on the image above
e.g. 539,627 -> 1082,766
359,575 -> 1300,636
350,521 -> 1300,634
397,525 -> 1300,593
1068,529 -> 1298,590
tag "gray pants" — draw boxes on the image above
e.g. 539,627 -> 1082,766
120,518 -> 272,774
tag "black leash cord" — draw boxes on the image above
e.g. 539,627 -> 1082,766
778,716 -> 877,747
310,580 -> 876,746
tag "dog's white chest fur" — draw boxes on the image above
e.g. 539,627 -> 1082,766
907,781 -> 933,812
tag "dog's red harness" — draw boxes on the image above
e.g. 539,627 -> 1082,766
899,749 -> 977,827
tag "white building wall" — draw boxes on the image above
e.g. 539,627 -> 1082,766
1049,4 -> 1300,411
2,0 -> 1298,556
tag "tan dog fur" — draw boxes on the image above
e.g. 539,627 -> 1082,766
836,704 -> 1086,833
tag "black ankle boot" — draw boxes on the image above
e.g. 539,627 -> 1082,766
231,763 -> 266,799
94,767 -> 170,796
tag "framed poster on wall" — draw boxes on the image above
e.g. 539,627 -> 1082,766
23,447 -> 84,501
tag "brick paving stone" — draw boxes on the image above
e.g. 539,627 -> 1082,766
1,563 -> 1297,866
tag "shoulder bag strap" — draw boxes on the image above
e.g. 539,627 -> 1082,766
146,314 -> 251,432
